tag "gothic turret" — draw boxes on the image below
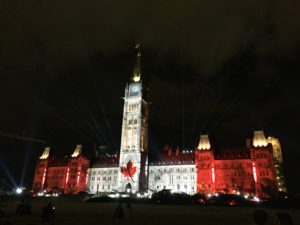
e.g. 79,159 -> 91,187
71,145 -> 82,158
253,130 -> 268,147
39,147 -> 50,159
197,134 -> 211,150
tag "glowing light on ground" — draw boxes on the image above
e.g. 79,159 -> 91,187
15,187 -> 23,194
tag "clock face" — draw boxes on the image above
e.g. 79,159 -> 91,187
131,85 -> 139,93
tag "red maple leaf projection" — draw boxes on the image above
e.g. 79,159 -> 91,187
120,160 -> 137,179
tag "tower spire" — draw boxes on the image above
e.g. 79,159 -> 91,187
132,43 -> 141,82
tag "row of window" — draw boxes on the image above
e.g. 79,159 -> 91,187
128,119 -> 138,125
259,171 -> 270,177
198,162 -> 270,169
128,103 -> 139,112
46,176 -> 64,180
91,184 -> 112,191
215,183 -> 251,189
126,126 -> 138,130
218,152 -> 249,158
199,152 -> 269,160
223,172 -> 253,178
150,168 -> 195,173
256,162 -> 271,168
198,156 -> 211,161
255,153 -> 269,159
91,176 -> 117,181
198,183 -> 212,188
91,170 -> 118,175
153,175 -> 195,181
156,185 -> 195,191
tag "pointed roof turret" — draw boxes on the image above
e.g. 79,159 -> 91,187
131,43 -> 141,82
253,130 -> 267,147
197,134 -> 211,150
71,145 -> 82,158
40,147 -> 50,159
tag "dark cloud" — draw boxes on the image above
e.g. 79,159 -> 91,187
0,1 -> 299,192
1,0 -> 299,74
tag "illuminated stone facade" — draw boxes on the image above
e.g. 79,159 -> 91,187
87,47 -> 149,193
33,49 -> 285,198
148,148 -> 196,194
86,155 -> 118,194
85,49 -> 284,197
32,145 -> 89,194
195,133 -> 279,197
117,48 -> 149,192
267,136 -> 287,192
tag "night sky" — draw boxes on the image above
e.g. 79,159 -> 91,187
0,1 -> 299,193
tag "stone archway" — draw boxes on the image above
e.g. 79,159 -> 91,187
125,183 -> 132,193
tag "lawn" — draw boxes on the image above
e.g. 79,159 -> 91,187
1,197 -> 299,225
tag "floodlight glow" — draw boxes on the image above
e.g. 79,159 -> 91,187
126,188 -> 130,193
121,194 -> 129,198
253,196 -> 260,202
16,187 -> 23,194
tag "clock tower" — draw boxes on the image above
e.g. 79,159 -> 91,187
118,46 -> 149,192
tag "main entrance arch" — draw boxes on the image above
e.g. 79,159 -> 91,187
125,183 -> 132,193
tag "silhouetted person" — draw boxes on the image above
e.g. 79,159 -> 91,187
113,203 -> 124,219
272,213 -> 294,225
42,203 -> 55,221
16,200 -> 31,215
126,201 -> 132,211
253,209 -> 268,225
126,201 -> 133,218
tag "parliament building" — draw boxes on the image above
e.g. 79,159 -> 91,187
32,48 -> 286,197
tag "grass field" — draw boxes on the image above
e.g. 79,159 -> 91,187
1,197 -> 299,225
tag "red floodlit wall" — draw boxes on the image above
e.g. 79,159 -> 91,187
65,157 -> 89,194
214,159 -> 255,194
195,146 -> 277,197
32,159 -> 48,192
250,147 -> 276,197
195,150 -> 215,194
44,167 -> 68,191
32,156 -> 90,194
